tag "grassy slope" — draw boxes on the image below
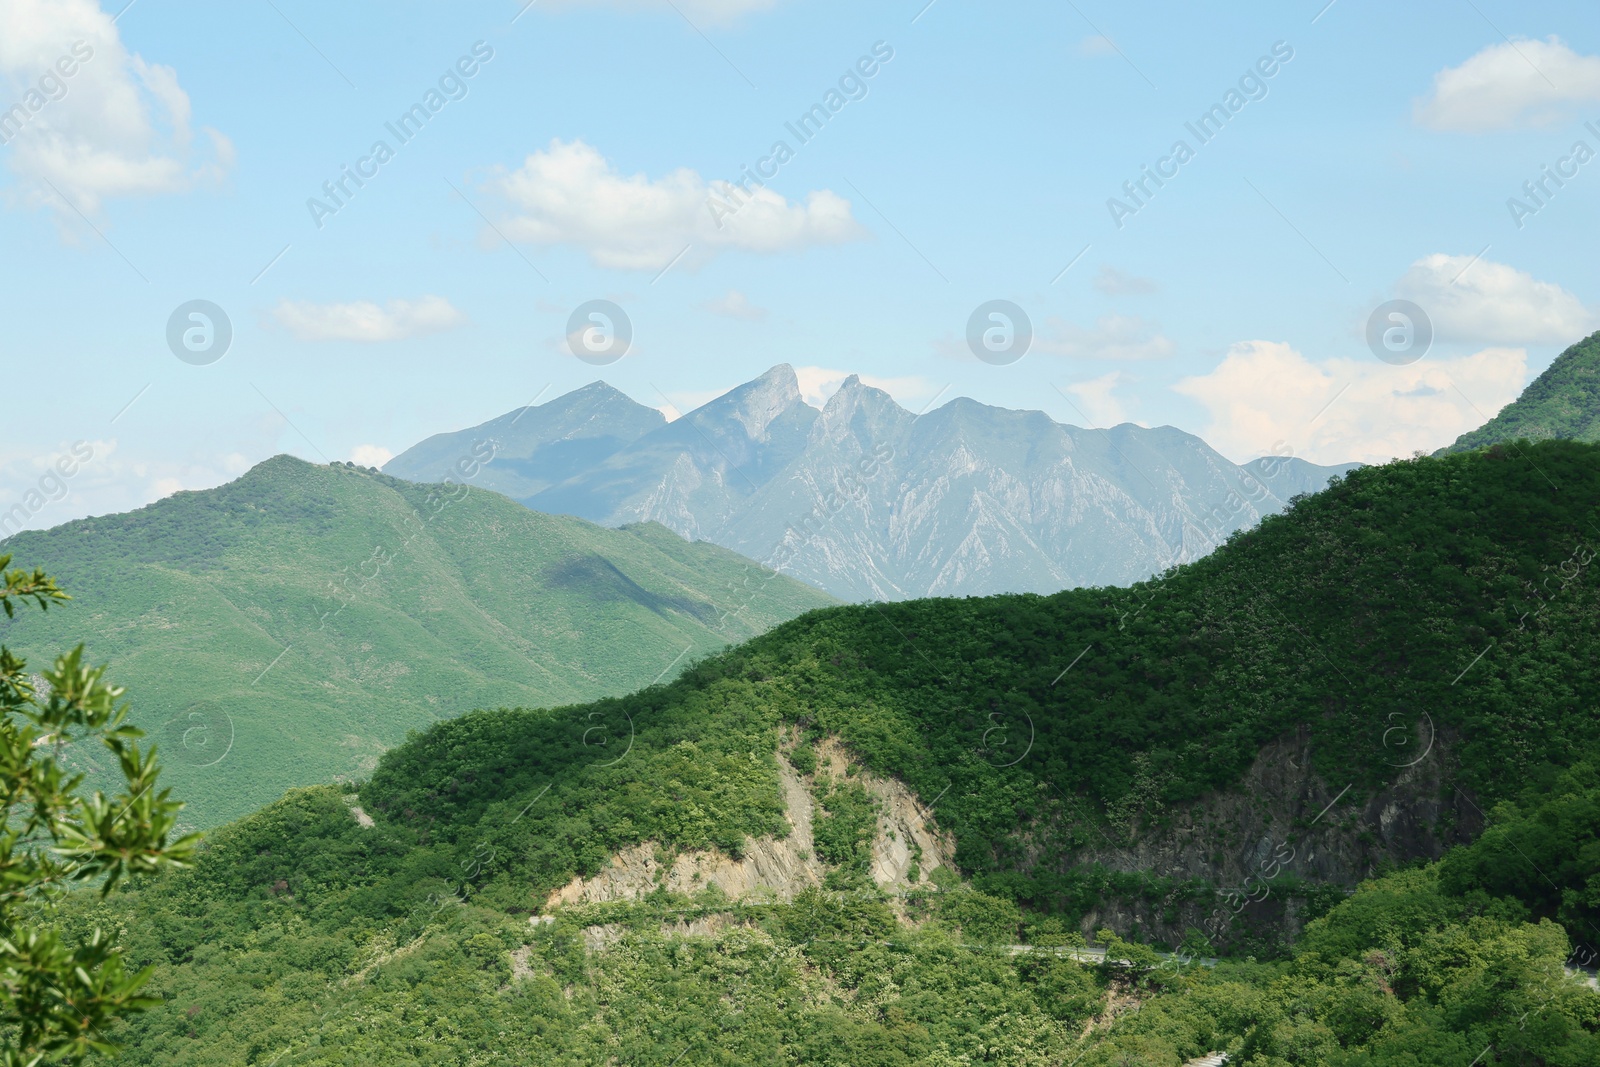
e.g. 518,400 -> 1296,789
0,456 -> 835,828
1442,329 -> 1600,453
75,442 -> 1600,1065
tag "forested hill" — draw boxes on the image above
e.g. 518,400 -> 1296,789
0,456 -> 835,828
363,438 -> 1600,908
79,439 -> 1600,1065
1441,329 -> 1600,453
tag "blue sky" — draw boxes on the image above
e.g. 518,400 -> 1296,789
2,0 -> 1598,528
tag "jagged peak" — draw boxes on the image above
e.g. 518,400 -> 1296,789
757,363 -> 799,388
739,364 -> 801,407
695,364 -> 805,441
820,373 -> 902,420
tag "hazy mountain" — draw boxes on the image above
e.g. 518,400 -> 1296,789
529,365 -> 820,538
0,456 -> 835,828
383,381 -> 666,501
388,365 -> 1357,600
1440,329 -> 1600,454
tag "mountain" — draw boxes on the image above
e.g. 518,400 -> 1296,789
83,440 -> 1600,1065
387,366 -> 1358,600
529,365 -> 820,539
0,456 -> 835,829
381,380 -> 666,500
1441,329 -> 1600,453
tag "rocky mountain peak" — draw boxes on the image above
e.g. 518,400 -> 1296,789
816,374 -> 903,437
710,364 -> 803,443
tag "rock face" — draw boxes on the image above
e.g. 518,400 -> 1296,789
543,732 -> 955,910
544,726 -> 1479,951
387,366 -> 1358,600
1064,724 -> 1483,945
344,795 -> 375,828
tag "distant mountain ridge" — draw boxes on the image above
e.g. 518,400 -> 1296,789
384,381 -> 666,501
1440,329 -> 1600,454
388,366 -> 1358,599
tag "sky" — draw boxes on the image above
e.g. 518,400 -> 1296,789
1,0 -> 1598,531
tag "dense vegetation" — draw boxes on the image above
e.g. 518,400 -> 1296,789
28,440 -> 1600,1063
0,456 -> 834,828
67,764 -> 1600,1064
1443,330 -> 1600,452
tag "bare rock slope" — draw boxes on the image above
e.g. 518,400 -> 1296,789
545,733 -> 955,910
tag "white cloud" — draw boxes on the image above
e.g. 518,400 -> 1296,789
482,139 -> 861,271
1078,35 -> 1118,57
1037,314 -> 1174,360
1415,36 -> 1600,131
1395,253 -> 1594,345
350,445 -> 393,467
0,438 -> 256,536
792,366 -> 936,409
1093,265 -> 1158,296
542,0 -> 777,25
700,289 -> 768,321
653,389 -> 725,423
0,0 -> 232,219
1174,340 -> 1527,465
1062,371 -> 1130,427
272,296 -> 466,343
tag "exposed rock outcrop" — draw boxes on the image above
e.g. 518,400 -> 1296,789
544,731 -> 954,911
344,795 -> 375,828
1061,722 -> 1481,945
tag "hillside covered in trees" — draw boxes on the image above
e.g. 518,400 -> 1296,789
1442,330 -> 1600,454
39,440 -> 1600,1064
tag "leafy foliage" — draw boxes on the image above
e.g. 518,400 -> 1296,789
809,774 -> 878,875
0,557 -> 196,1066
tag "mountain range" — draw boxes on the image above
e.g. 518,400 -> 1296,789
387,365 -> 1358,600
0,456 -> 834,828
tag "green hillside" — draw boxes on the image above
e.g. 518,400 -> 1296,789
0,456 -> 835,829
332,439 -> 1600,912
49,440 -> 1600,1065
1441,330 -> 1600,453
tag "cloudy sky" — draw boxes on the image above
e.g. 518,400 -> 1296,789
1,0 -> 1597,528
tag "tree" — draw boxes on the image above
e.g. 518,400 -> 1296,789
0,556 -> 198,1065
1094,928 -> 1163,985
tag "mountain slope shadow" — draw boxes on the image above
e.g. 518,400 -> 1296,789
542,553 -> 721,625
